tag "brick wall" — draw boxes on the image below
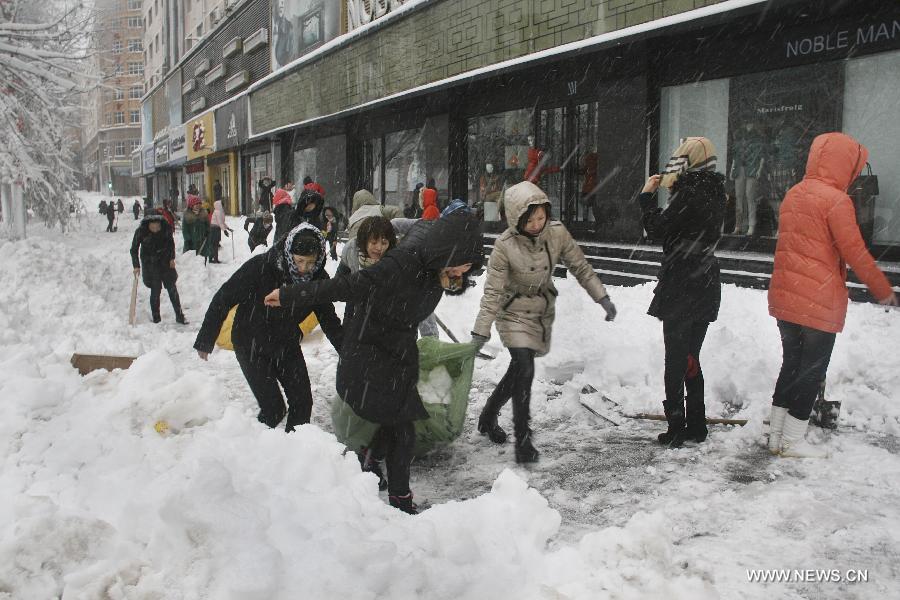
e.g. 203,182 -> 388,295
251,0 -> 726,134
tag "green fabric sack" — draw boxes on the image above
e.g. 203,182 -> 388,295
330,337 -> 476,456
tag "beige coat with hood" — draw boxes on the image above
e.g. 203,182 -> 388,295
473,181 -> 608,355
346,189 -> 404,237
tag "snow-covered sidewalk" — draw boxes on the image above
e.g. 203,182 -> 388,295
1,197 -> 898,599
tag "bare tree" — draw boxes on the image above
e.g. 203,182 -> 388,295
0,0 -> 96,232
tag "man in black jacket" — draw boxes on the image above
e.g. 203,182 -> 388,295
263,212 -> 484,513
194,223 -> 343,432
131,213 -> 187,324
106,200 -> 117,232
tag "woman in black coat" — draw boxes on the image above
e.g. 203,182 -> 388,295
264,212 -> 484,513
130,213 -> 186,324
194,223 -> 344,432
639,137 -> 724,448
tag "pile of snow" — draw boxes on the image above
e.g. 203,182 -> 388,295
1,200 -> 899,598
417,365 -> 453,405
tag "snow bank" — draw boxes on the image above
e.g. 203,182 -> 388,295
3,201 -> 900,598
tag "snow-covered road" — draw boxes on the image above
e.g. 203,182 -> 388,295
1,192 -> 898,599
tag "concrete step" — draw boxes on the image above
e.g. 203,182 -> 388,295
483,235 -> 900,304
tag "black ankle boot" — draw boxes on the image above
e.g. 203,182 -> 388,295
514,430 -> 539,463
684,397 -> 708,443
389,492 -> 418,515
658,401 -> 687,447
477,411 -> 508,444
152,314 -> 161,323
358,450 -> 388,491
175,313 -> 188,325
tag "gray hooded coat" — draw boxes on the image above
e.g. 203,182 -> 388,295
472,181 -> 608,355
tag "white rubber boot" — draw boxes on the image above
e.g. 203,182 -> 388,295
780,414 -> 829,458
768,406 -> 788,455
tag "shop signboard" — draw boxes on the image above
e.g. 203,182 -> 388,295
168,128 -> 187,165
271,0 -> 341,71
131,151 -> 142,177
214,96 -> 248,151
186,111 -> 216,161
143,145 -> 155,174
154,136 -> 170,166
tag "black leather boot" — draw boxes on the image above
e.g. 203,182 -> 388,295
514,429 -> 540,463
512,391 -> 538,463
684,397 -> 708,443
477,391 -> 509,444
658,400 -> 687,448
388,492 -> 418,515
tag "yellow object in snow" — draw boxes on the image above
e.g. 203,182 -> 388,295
215,305 -> 319,351
154,420 -> 169,435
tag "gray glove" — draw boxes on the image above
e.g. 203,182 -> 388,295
599,296 -> 617,322
470,333 -> 489,352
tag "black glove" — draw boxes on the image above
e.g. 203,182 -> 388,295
470,333 -> 489,353
599,296 -> 617,322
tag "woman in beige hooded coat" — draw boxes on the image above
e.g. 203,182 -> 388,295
471,181 -> 616,462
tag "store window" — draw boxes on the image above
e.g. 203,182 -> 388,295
844,50 -> 900,246
467,108 -> 533,222
293,134 -> 347,214
660,64 -> 840,238
246,152 -> 272,210
660,78 -> 730,208
383,116 -> 448,211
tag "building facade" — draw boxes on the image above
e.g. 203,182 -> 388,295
82,0 -> 145,196
138,0 -> 272,212
242,0 -> 899,263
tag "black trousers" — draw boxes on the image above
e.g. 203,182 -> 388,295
483,347 -> 536,436
106,217 -> 115,232
773,320 -> 836,420
369,421 -> 416,497
207,226 -> 222,261
662,320 -> 709,413
234,343 -> 314,432
148,272 -> 182,319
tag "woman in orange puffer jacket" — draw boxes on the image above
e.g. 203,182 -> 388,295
767,132 -> 897,458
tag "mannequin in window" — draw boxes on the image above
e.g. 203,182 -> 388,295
524,135 -> 560,185
730,122 -> 766,236
768,123 -> 800,233
480,163 -> 503,222
580,147 -> 601,225
480,163 -> 503,203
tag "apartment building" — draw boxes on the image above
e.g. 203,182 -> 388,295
82,0 -> 144,196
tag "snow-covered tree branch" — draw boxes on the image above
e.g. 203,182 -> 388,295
0,0 -> 97,233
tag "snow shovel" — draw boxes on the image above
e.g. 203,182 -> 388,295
433,314 -> 493,360
128,272 -> 138,326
